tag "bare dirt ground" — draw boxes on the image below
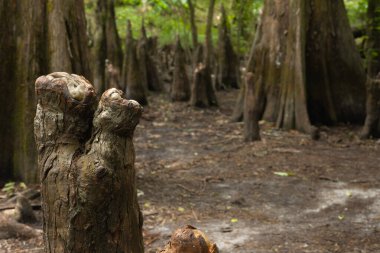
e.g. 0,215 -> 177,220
1,89 -> 380,253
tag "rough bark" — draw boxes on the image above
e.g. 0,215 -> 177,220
47,0 -> 92,78
244,72 -> 265,141
0,0 -> 91,183
88,0 -> 123,93
244,0 -> 365,140
216,5 -> 239,90
171,37 -> 191,101
159,225 -> 219,253
34,72 -> 144,253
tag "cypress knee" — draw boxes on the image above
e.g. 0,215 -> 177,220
34,72 -> 144,253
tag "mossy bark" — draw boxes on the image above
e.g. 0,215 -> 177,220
34,72 -> 144,253
244,0 -> 365,140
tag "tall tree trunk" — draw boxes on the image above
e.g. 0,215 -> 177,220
216,4 -> 239,90
361,0 -> 380,138
244,72 -> 264,141
47,0 -> 92,78
171,37 -> 191,101
138,23 -> 162,92
88,0 -> 123,93
34,73 -> 144,253
121,20 -> 133,90
244,0 -> 365,140
0,0 -> 91,183
128,39 -> 148,105
204,0 -> 215,67
366,0 -> 380,78
190,0 -> 218,107
187,0 -> 198,49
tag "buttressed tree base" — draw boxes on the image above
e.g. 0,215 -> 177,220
34,72 -> 144,253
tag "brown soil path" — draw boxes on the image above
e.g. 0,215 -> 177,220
1,90 -> 380,253
137,90 -> 380,253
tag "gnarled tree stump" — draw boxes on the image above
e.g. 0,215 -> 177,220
34,72 -> 144,253
159,225 -> 219,253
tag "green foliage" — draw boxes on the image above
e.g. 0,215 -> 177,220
112,0 -> 264,53
344,0 -> 368,28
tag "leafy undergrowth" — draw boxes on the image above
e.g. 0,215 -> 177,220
1,89 -> 380,252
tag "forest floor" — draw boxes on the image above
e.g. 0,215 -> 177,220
1,89 -> 380,253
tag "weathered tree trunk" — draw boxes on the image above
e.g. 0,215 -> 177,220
366,0 -> 380,78
171,37 -> 191,101
121,20 -> 133,90
138,22 -> 162,92
187,0 -> 198,49
191,62 -> 218,107
128,39 -> 148,105
244,72 -> 264,141
137,39 -> 149,92
204,0 -> 215,67
190,45 -> 218,107
244,0 -> 365,140
0,0 -> 91,183
216,4 -> 239,90
88,0 -> 123,93
361,0 -> 380,139
121,20 -> 148,105
34,72 -> 144,253
190,0 -> 218,107
47,0 -> 92,78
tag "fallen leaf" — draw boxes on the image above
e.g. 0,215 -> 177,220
274,172 -> 295,177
